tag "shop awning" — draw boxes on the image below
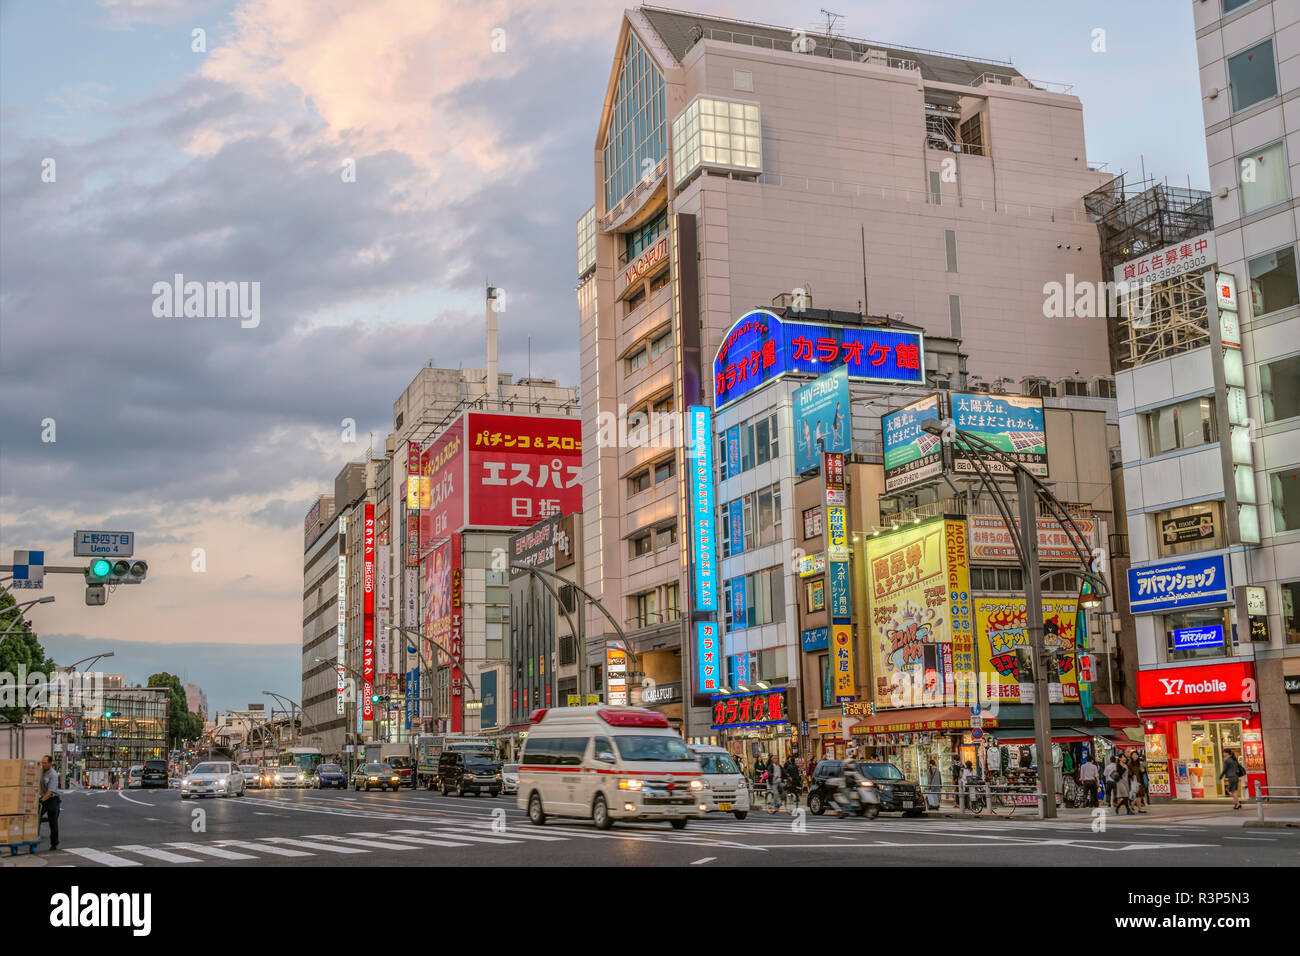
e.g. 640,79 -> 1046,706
849,706 -> 994,735
1137,705 -> 1255,721
991,727 -> 1098,745
1095,704 -> 1140,728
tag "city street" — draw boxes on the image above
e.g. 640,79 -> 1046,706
15,786 -> 1299,867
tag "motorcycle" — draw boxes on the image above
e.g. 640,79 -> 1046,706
962,776 -> 987,814
830,776 -> 881,819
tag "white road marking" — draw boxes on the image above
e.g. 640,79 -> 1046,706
1224,836 -> 1276,841
215,840 -> 314,857
351,830 -> 481,848
262,837 -> 366,854
62,847 -> 141,867
114,844 -> 202,863
298,833 -> 426,850
690,857 -> 716,865
406,825 -> 567,843
117,791 -> 153,807
96,804 -> 110,808
165,842 -> 257,860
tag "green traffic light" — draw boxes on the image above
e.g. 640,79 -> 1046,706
90,559 -> 112,578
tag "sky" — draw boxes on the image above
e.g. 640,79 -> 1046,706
0,0 -> 1208,713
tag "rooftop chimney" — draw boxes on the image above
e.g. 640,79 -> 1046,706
486,285 -> 500,411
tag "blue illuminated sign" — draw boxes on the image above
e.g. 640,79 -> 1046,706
696,622 -> 721,694
726,425 -> 742,478
729,574 -> 748,629
793,365 -> 852,474
713,309 -> 925,408
405,667 -> 418,730
689,406 -> 718,611
801,627 -> 830,652
1171,625 -> 1225,651
829,559 -> 851,619
1128,554 -> 1231,615
728,498 -> 745,556
731,652 -> 750,686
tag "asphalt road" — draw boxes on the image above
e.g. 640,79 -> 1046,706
32,785 -> 1300,867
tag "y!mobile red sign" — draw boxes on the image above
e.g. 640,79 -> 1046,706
363,504 -> 376,720
1136,661 -> 1255,710
466,413 -> 582,527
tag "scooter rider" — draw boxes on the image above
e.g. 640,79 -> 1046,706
830,758 -> 868,815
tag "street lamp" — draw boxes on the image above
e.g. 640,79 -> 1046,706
921,417 -> 1110,820
68,651 -> 115,672
261,691 -> 304,747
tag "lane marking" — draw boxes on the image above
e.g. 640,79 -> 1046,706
166,842 -> 258,860
298,834 -> 427,850
690,857 -> 716,865
114,844 -> 202,863
350,830 -> 484,848
1224,836 -> 1276,841
262,837 -> 366,854
401,826 -> 567,843
63,847 -> 141,867
117,791 -> 153,807
215,840 -> 314,857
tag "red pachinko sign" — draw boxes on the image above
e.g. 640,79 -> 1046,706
711,690 -> 787,729
419,420 -> 466,555
466,412 -> 582,527
363,504 -> 375,721
1136,661 -> 1256,710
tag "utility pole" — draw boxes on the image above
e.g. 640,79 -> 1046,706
1017,469 -> 1056,817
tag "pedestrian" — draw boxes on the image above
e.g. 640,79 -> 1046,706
783,754 -> 800,806
949,752 -> 962,792
1220,749 -> 1246,809
767,757 -> 783,812
927,759 -> 943,810
753,754 -> 767,785
1114,761 -> 1134,815
38,754 -> 61,851
1078,754 -> 1100,808
1103,753 -> 1120,808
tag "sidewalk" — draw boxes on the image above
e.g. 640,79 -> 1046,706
924,799 -> 1300,828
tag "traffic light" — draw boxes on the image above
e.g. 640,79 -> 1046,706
103,710 -> 115,719
85,559 -> 148,585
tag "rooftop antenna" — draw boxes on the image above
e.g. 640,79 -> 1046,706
820,8 -> 843,52
860,224 -> 870,317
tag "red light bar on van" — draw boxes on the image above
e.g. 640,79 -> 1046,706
528,709 -> 549,724
598,708 -> 669,728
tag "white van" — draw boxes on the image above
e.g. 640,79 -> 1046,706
517,706 -> 706,830
689,744 -> 751,819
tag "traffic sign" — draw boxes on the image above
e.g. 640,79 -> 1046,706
62,717 -> 74,729
11,550 -> 44,589
74,531 -> 134,557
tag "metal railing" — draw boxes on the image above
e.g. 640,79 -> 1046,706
1254,782 -> 1300,822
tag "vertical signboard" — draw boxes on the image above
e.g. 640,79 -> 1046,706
465,413 -> 582,526
689,406 -> 718,610
449,533 -> 464,733
731,652 -> 750,686
419,419 -> 467,555
362,504 -> 376,722
696,622 -> 720,694
882,394 -> 944,492
376,544 -> 391,675
728,498 -> 745,556
607,646 -> 628,706
832,623 -> 854,699
945,519 -> 974,705
424,538 -> 453,668
481,670 -> 498,729
336,515 -> 348,716
793,365 -> 852,474
405,667 -> 419,731
726,425 -> 742,478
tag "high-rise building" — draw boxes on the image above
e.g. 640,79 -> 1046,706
578,7 -> 1115,737
183,683 -> 208,722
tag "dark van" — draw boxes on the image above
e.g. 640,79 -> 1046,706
437,750 -> 502,797
142,759 -> 169,788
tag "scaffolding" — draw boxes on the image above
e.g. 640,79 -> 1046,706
1084,173 -> 1213,371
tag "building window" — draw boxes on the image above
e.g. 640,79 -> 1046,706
1282,581 -> 1300,644
755,484 -> 782,547
628,470 -> 650,495
654,458 -> 675,484
631,590 -> 658,629
625,285 -> 647,313
802,506 -> 823,540
623,209 -> 668,265
576,205 -> 596,277
603,32 -> 666,211
928,169 -> 941,205
971,567 -> 1025,591
1155,503 -> 1226,558
1224,0 -> 1259,12
663,582 -> 680,621
631,533 -> 652,557
650,329 -> 671,358
1238,140 -> 1287,215
806,578 -> 825,613
1165,608 -> 1231,662
757,648 -> 787,683
945,229 -> 958,273
655,525 -> 677,550
626,347 -> 648,374
724,567 -> 785,630
1261,355 -> 1300,423
653,395 -> 673,414
949,295 -> 962,339
671,95 -> 761,186
649,269 -> 671,295
1270,468 -> 1300,532
1145,396 -> 1216,455
1227,39 -> 1277,113
1248,246 -> 1299,317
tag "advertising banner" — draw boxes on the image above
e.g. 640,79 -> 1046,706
509,513 -> 562,579
1114,231 -> 1214,287
405,512 -> 420,567
363,504 -> 376,721
480,670 -> 498,729
945,518 -> 974,705
866,519 -> 951,710
828,559 -> 851,619
689,406 -> 718,611
793,365 -> 851,474
423,539 -> 453,668
801,626 -> 829,652
710,689 -> 787,729
882,395 -> 944,492
729,574 -> 747,630
404,568 -> 418,629
973,597 -> 1079,705
1170,625 -> 1225,651
951,393 -> 1048,477
1160,512 -> 1217,546
449,538 -> 464,733
1128,554 -> 1230,614
713,309 -> 924,408
728,498 -> 744,556
731,652 -> 750,686
968,514 -> 1095,563
726,425 -> 742,478
607,646 -> 628,706
405,667 -> 418,730
1135,661 -> 1254,709
832,624 -> 855,699
696,622 -> 721,695
827,505 -> 848,561
376,545 -> 391,674
465,412 -> 582,527
419,419 -> 466,555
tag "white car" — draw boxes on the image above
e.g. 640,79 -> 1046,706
271,766 -> 308,788
182,761 -> 246,799
501,763 -> 519,795
126,766 -> 144,789
689,745 -> 751,819
239,765 -> 262,789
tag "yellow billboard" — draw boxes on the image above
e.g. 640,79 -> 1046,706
973,597 -> 1079,705
866,519 -> 953,711
831,623 -> 854,698
405,476 -> 430,509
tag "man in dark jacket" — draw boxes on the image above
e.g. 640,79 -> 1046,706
1220,749 -> 1246,809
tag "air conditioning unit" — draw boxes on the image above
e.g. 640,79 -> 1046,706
1021,376 -> 1055,398
860,48 -> 889,67
771,290 -> 812,310
1010,77 -> 1033,88
1089,375 -> 1116,399
1055,378 -> 1088,397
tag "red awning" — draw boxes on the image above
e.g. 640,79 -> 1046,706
1137,705 -> 1254,722
1095,704 -> 1140,728
850,706 -> 994,735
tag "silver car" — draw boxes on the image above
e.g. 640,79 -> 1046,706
182,761 -> 246,799
271,766 -> 307,788
239,765 -> 262,789
501,763 -> 519,795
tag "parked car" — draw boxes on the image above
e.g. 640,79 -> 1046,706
438,750 -> 502,797
270,765 -> 308,789
126,766 -> 144,788
806,760 -> 924,816
239,765 -> 262,789
689,745 -> 751,819
315,763 -> 347,789
182,761 -> 246,799
352,763 -> 402,791
141,759 -> 169,788
501,763 -> 519,795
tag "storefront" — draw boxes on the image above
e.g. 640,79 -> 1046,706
849,707 -> 989,786
1136,661 -> 1267,800
710,686 -> 796,767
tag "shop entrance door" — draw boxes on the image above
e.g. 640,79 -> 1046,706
1187,720 -> 1243,798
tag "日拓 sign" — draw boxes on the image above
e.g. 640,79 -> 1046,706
713,309 -> 924,409
73,531 -> 134,557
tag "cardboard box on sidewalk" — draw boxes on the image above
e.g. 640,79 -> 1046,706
0,787 -> 40,815
20,812 -> 40,842
0,815 -> 24,844
0,759 -> 40,789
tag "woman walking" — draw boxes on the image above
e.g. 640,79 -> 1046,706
1114,761 -> 1135,815
927,759 -> 943,810
1220,749 -> 1246,809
